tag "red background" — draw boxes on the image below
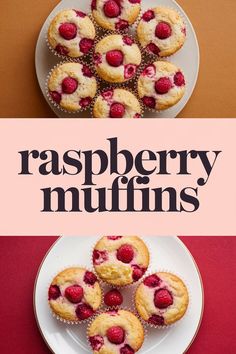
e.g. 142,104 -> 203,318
0,237 -> 235,354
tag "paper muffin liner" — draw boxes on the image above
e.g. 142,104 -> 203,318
90,235 -> 151,289
47,264 -> 103,325
45,61 -> 99,116
133,268 -> 191,330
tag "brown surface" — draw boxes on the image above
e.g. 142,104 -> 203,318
0,0 -> 236,118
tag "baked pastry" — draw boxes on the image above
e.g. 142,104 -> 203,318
138,61 -> 186,110
48,62 -> 97,112
48,267 -> 102,322
135,272 -> 189,326
94,35 -> 142,83
91,0 -> 141,31
88,309 -> 144,353
93,88 -> 142,118
93,236 -> 150,286
137,7 -> 186,57
48,9 -> 96,58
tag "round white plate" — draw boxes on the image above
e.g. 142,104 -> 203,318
34,236 -> 204,354
35,0 -> 200,118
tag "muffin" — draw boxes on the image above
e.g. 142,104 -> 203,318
135,272 -> 189,326
88,309 -> 144,353
48,9 -> 96,58
91,0 -> 141,31
93,88 -> 142,118
48,62 -> 97,112
93,236 -> 150,286
94,35 -> 142,83
137,7 -> 186,57
48,267 -> 102,322
138,61 -> 186,111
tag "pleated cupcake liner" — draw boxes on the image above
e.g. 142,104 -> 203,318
47,264 -> 103,325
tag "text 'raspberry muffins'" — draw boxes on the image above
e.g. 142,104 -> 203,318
92,0 -> 141,31
93,88 -> 142,118
94,35 -> 142,83
135,272 -> 189,327
137,7 -> 186,57
48,267 -> 102,322
48,9 -> 96,58
88,309 -> 144,353
48,62 -> 97,112
138,61 -> 186,111
93,236 -> 150,286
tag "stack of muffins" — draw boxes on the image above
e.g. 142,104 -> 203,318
46,1 -> 187,117
48,236 -> 189,353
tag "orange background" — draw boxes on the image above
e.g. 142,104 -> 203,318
1,0 -> 236,118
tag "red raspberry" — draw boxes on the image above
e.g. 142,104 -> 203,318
148,314 -> 165,326
115,19 -> 129,30
155,77 -> 172,94
55,44 -> 69,56
82,65 -> 93,77
76,303 -> 94,320
91,0 -> 97,11
59,23 -> 77,40
104,289 -> 123,307
48,285 -> 61,300
49,91 -> 61,104
124,64 -> 136,79
102,90 -> 114,101
110,103 -> 125,118
174,71 -> 185,86
144,274 -> 160,288
123,36 -> 133,45
120,345 -> 135,354
93,250 -> 108,265
84,271 -> 97,285
65,285 -> 84,303
129,0 -> 141,3
107,236 -> 122,240
104,0 -> 121,18
74,10 -> 86,17
117,244 -> 134,263
80,97 -> 92,108
79,38 -> 94,54
142,64 -> 156,78
107,326 -> 125,344
147,43 -> 160,55
62,77 -> 78,94
154,289 -> 173,309
132,265 -> 145,281
155,22 -> 172,39
106,50 -> 124,67
142,96 -> 156,109
142,10 -> 155,22
89,335 -> 104,351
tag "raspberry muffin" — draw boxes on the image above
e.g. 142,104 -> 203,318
48,9 -> 96,58
93,236 -> 150,286
48,62 -> 97,112
48,267 -> 102,322
93,89 -> 142,118
88,309 -> 144,353
94,35 -> 142,83
137,7 -> 186,57
135,272 -> 189,327
138,61 -> 186,111
91,0 -> 141,31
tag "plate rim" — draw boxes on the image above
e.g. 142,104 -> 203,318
33,236 -> 204,354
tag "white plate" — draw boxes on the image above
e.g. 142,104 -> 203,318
35,0 -> 200,118
34,236 -> 204,354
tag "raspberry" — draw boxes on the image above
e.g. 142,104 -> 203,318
129,0 -> 141,3
79,38 -> 94,54
62,77 -> 78,94
65,285 -> 84,303
142,64 -> 156,78
116,19 -> 129,31
82,65 -> 93,78
174,71 -> 185,86
107,236 -> 122,240
93,250 -> 108,265
154,289 -> 173,309
120,345 -> 135,354
89,335 -> 104,351
144,274 -> 160,288
84,271 -> 97,285
104,0 -> 121,18
142,10 -> 155,22
55,44 -> 69,56
48,285 -> 61,300
142,96 -> 156,109
155,77 -> 172,94
107,326 -> 125,344
123,36 -> 133,46
104,289 -> 123,307
148,314 -> 165,326
134,113 -> 141,118
76,303 -> 94,320
117,244 -> 134,263
91,0 -> 97,11
124,64 -> 136,79
102,90 -> 114,101
59,23 -> 77,40
110,103 -> 125,118
94,53 -> 102,65
147,43 -> 160,55
80,97 -> 92,108
74,10 -> 86,17
132,265 -> 145,281
106,50 -> 124,67
49,91 -> 61,104
155,22 -> 172,39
